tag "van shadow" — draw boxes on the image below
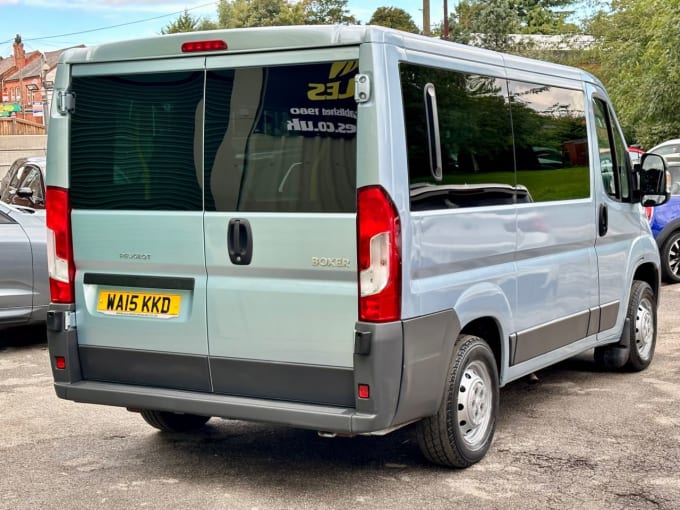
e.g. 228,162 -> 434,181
497,348 -> 617,424
135,421 -> 429,495
0,323 -> 47,349
129,350 -> 610,487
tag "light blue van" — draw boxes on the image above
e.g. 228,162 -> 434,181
45,25 -> 670,468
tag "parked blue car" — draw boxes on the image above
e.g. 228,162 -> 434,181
642,141 -> 680,283
647,165 -> 680,283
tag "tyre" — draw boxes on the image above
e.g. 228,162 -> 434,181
140,410 -> 210,432
416,334 -> 499,468
594,280 -> 656,372
661,231 -> 680,283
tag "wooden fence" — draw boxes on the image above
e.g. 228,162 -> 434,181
0,118 -> 46,136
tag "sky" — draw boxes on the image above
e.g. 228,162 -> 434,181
0,0 -> 447,56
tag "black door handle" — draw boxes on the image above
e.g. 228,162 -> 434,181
599,204 -> 608,237
227,218 -> 253,265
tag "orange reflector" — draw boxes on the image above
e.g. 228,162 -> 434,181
181,40 -> 228,53
55,356 -> 66,370
358,384 -> 370,399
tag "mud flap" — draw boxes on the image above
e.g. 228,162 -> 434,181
599,317 -> 631,369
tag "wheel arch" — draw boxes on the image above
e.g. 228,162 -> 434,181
460,317 -> 503,384
393,312 -> 506,427
633,261 -> 660,301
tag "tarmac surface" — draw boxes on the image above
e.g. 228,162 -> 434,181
1,284 -> 680,510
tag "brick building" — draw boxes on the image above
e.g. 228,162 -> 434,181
0,34 -> 81,126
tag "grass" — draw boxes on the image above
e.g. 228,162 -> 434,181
443,166 -> 590,202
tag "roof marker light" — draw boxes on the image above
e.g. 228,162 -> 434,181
181,40 -> 228,53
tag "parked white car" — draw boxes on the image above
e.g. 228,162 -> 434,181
648,138 -> 680,165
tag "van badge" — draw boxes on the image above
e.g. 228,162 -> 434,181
312,257 -> 350,268
120,253 -> 151,261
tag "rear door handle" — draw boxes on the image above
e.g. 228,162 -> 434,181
227,218 -> 253,265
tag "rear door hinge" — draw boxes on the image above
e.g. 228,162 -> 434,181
56,90 -> 76,115
354,74 -> 371,103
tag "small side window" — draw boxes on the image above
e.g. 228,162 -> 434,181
593,98 -> 630,200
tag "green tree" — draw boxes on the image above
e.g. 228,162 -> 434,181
217,0 -> 303,28
161,9 -> 202,34
515,0 -> 579,34
301,0 -> 357,24
448,0 -> 521,50
588,0 -> 680,146
448,0 -> 579,46
368,7 -> 419,33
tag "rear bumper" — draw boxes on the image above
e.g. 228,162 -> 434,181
47,304 -> 460,434
54,380 -> 377,433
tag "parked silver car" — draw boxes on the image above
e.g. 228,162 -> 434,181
0,200 -> 48,328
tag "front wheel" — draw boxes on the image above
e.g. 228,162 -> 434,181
594,280 -> 657,372
661,231 -> 680,283
416,334 -> 499,468
140,410 -> 210,432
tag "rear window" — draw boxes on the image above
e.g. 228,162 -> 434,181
69,61 -> 358,213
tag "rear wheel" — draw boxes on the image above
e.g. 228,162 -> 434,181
417,334 -> 499,468
661,231 -> 680,283
140,410 -> 210,432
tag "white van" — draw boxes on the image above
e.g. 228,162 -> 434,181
45,26 -> 670,468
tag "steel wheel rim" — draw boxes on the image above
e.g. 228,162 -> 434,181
635,296 -> 654,361
457,360 -> 493,449
669,238 -> 680,278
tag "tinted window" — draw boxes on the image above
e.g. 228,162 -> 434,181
401,64 -> 592,210
205,62 -> 357,213
401,63 -> 516,210
508,81 -> 590,202
70,72 -> 204,210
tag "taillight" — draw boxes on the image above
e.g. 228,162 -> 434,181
357,185 -> 401,322
46,186 -> 75,303
644,206 -> 654,223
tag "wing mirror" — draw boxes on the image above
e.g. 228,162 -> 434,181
16,187 -> 35,199
636,153 -> 670,207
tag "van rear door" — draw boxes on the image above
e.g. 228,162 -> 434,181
203,54 -> 360,407
68,59 -> 211,391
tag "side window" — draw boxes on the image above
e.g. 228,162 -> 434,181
593,98 -> 630,200
400,63 -> 516,210
508,81 -> 590,202
8,164 -> 28,188
0,211 -> 14,224
20,166 -> 45,206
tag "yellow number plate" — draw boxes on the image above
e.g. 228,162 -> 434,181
97,290 -> 181,318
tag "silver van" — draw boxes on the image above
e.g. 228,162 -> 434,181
45,26 -> 670,468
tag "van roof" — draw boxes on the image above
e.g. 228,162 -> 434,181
59,25 -> 600,86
